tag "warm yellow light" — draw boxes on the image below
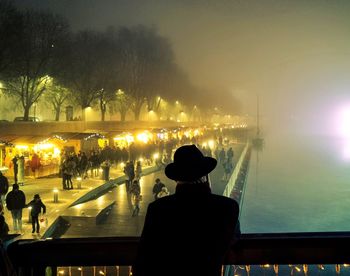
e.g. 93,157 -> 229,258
295,266 -> 301,272
99,271 -> 105,275
34,143 -> 54,151
153,153 -> 159,159
78,268 -> 82,271
139,158 -> 144,163
125,134 -> 134,144
53,188 -> 58,193
15,145 -> 28,150
120,162 -> 125,168
136,132 -> 152,144
175,101 -> 179,105
202,142 -> 207,148
184,131 -> 191,138
76,177 -> 82,181
53,148 -> 61,156
208,140 -> 215,149
58,270 -> 65,275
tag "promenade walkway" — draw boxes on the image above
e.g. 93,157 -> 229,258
2,142 -> 246,240
3,166 -> 126,239
60,142 -> 245,238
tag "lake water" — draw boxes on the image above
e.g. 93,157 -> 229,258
240,132 -> 350,233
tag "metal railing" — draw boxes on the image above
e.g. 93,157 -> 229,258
6,232 -> 350,275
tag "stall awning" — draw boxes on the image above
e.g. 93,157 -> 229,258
50,132 -> 107,141
0,135 -> 49,145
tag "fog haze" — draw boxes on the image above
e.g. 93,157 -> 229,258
14,0 -> 350,134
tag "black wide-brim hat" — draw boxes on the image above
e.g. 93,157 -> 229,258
165,144 -> 217,181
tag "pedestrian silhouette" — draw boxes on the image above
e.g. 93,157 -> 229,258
134,144 -> 240,276
152,178 -> 165,200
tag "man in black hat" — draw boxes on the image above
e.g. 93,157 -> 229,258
134,144 -> 240,276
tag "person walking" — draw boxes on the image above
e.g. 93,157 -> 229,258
152,178 -> 165,200
134,145 -> 240,276
0,171 -> 9,208
26,194 -> 46,234
12,155 -> 18,184
222,158 -> 233,181
130,179 -> 141,217
5,184 -> 26,233
227,147 -> 234,164
17,155 -> 25,185
135,161 -> 142,180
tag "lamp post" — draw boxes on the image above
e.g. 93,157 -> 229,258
77,177 -> 82,189
53,188 -> 59,203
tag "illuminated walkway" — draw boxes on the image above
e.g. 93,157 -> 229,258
2,143 -> 244,239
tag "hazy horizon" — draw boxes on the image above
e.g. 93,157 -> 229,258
13,0 -> 350,135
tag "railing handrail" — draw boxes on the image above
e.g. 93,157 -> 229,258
7,232 -> 350,267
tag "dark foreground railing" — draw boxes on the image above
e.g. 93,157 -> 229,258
6,232 -> 350,275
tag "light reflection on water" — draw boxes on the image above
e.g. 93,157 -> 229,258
240,133 -> 350,233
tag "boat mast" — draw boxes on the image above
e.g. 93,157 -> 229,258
257,94 -> 260,137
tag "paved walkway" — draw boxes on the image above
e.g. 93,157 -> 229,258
2,142 -> 246,240
3,166 -> 126,239
60,142 -> 246,238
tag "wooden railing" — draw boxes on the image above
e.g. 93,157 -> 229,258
6,232 -> 350,275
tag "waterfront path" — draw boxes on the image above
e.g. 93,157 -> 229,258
3,166 -> 128,239
2,142 -> 245,239
61,142 -> 245,238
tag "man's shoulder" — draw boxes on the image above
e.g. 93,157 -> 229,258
149,194 -> 176,207
210,194 -> 239,209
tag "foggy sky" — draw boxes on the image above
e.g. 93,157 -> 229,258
13,0 -> 350,134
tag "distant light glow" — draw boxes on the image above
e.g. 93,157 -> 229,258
339,108 -> 350,137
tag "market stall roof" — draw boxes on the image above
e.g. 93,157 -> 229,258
0,135 -> 49,145
50,132 -> 107,141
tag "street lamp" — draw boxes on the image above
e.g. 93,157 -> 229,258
53,188 -> 59,203
77,177 -> 82,189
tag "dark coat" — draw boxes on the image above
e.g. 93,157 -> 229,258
27,199 -> 46,216
152,182 -> 165,199
0,175 -> 9,195
134,183 -> 240,276
5,190 -> 26,210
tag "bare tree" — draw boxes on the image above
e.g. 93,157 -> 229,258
60,30 -> 119,121
109,89 -> 133,121
44,80 -> 69,121
2,10 -> 69,120
117,26 -> 176,120
0,0 -> 21,76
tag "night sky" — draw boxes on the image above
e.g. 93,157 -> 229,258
13,0 -> 350,134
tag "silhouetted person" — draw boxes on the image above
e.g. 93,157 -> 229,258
6,184 -> 26,233
152,178 -> 165,200
134,145 -> 240,276
0,215 -> 9,240
0,171 -> 9,207
12,155 -> 18,184
26,194 -> 46,234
